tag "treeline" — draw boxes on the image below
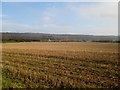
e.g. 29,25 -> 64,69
1,33 -> 119,43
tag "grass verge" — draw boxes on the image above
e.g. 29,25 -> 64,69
2,69 -> 26,88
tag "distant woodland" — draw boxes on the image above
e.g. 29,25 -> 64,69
1,33 -> 119,43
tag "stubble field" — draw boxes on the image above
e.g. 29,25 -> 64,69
1,42 -> 119,88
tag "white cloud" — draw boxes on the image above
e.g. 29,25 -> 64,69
69,2 -> 118,20
43,16 -> 51,22
2,20 -> 68,33
66,2 -> 118,35
2,19 -> 118,35
0,14 -> 7,19
42,6 -> 57,23
1,2 -> 118,36
2,20 -> 33,32
0,15 -> 2,18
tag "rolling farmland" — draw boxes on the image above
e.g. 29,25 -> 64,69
2,42 -> 119,88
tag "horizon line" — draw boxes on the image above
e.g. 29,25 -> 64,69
1,31 -> 118,36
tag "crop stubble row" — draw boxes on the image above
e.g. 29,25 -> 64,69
2,42 -> 119,88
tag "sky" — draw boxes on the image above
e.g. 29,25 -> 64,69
1,1 -> 118,35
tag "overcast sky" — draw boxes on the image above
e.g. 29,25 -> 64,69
1,1 -> 118,35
